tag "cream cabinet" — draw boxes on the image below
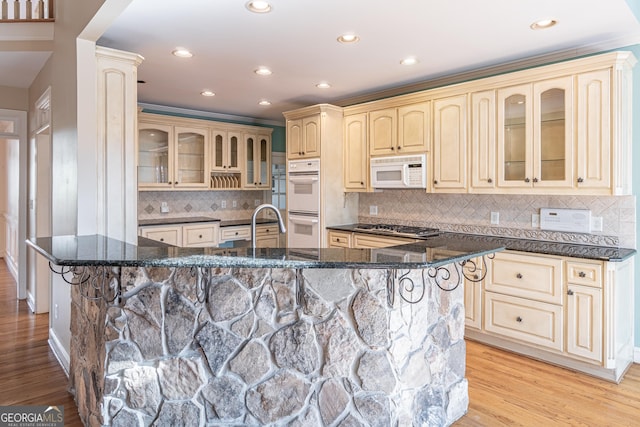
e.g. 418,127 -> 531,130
255,224 -> 281,248
463,258 -> 484,330
469,90 -> 497,191
369,102 -> 429,157
138,123 -> 209,189
139,225 -> 182,246
466,250 -> 634,382
328,230 -> 352,248
220,225 -> 251,243
343,113 -> 369,191
211,129 -> 241,172
352,233 -> 415,249
497,76 -> 574,190
287,116 -> 320,159
139,222 -> 219,247
432,94 -> 467,192
244,134 -> 271,189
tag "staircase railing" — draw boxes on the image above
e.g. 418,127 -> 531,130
1,0 -> 54,21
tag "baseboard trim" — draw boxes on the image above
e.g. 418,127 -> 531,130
26,293 -> 36,314
48,327 -> 70,377
634,347 -> 640,364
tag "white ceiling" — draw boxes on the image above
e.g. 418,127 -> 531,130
3,0 -> 640,125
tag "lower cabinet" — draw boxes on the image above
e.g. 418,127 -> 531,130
466,250 -> 633,382
139,222 -> 219,247
327,230 -> 416,249
255,224 -> 280,248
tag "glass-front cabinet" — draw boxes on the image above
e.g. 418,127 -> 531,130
497,77 -> 573,189
138,123 -> 208,189
244,133 -> 271,189
211,129 -> 241,172
138,123 -> 172,187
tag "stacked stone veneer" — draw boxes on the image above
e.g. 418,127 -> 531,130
70,265 -> 468,426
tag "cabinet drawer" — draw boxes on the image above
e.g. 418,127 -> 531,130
139,226 -> 182,246
485,292 -> 563,351
255,224 -> 279,237
183,224 -> 219,247
487,251 -> 563,304
566,260 -> 602,288
220,226 -> 251,242
328,231 -> 352,248
353,233 -> 415,249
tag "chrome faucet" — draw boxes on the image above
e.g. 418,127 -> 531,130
251,204 -> 286,248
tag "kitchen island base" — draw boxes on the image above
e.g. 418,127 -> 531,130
70,266 -> 469,426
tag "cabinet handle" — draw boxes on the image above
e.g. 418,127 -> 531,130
235,232 -> 239,235
175,181 -> 179,185
199,234 -> 203,238
533,177 -> 539,183
302,152 -> 305,155
577,177 -> 584,183
473,274 -> 479,280
567,289 -> 574,296
160,238 -> 164,242
516,273 -> 523,279
433,180 -> 438,185
524,177 -> 530,183
516,316 -> 523,323
266,229 -> 270,233
397,146 -> 401,150
578,271 -> 586,278
487,178 -> 493,183
168,181 -> 173,185
360,181 -> 364,186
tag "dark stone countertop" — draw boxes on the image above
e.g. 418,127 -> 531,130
26,234 -> 504,270
138,217 -> 278,227
327,224 -> 636,262
219,218 -> 278,227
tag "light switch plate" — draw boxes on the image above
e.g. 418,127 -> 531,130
540,208 -> 591,233
370,205 -> 378,215
490,212 -> 499,225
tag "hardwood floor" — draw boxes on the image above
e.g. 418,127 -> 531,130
0,259 -> 638,426
0,259 -> 82,426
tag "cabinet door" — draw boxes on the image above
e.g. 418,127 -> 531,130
140,226 -> 182,246
497,84 -> 533,188
532,76 -> 573,188
576,69 -> 611,190
464,261 -> 484,330
257,135 -> 271,188
328,230 -> 352,248
433,94 -> 467,192
566,284 -> 602,363
183,223 -> 219,247
470,90 -> 496,190
302,115 -> 321,157
211,129 -> 227,171
343,113 -> 368,191
174,126 -> 209,188
138,122 -> 173,188
369,108 -> 397,156
227,132 -> 241,171
398,102 -> 430,153
287,119 -> 303,158
256,225 -> 280,248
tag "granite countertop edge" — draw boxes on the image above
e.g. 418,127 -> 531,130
327,225 -> 636,262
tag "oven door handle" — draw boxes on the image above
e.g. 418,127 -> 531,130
288,176 -> 319,184
289,217 -> 319,224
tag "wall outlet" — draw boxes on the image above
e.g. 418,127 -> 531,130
490,211 -> 499,225
591,216 -> 603,232
370,205 -> 378,216
54,303 -> 59,320
160,202 -> 170,213
232,200 -> 237,208
532,213 -> 540,228
221,200 -> 227,209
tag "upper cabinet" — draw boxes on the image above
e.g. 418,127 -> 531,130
497,77 -> 574,190
470,90 -> 496,190
369,102 -> 429,156
433,95 -> 467,192
287,116 -> 320,159
137,122 -> 209,189
211,129 -> 241,172
137,112 -> 272,191
244,133 -> 271,189
344,113 -> 369,191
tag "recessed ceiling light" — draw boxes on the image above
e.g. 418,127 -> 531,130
400,57 -> 419,66
337,33 -> 360,44
201,90 -> 215,97
530,18 -> 558,30
172,47 -> 193,58
316,82 -> 331,89
246,1 -> 271,13
255,66 -> 273,76
258,99 -> 271,106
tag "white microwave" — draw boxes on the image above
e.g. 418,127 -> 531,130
370,154 -> 427,189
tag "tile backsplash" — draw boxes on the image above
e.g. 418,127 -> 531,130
139,190 -> 267,222
358,191 -> 636,249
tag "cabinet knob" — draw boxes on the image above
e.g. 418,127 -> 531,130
578,271 -> 586,278
175,181 -> 179,185
516,316 -> 523,323
524,177 -> 530,183
266,229 -> 270,232
160,238 -> 164,242
235,232 -> 239,235
199,234 -> 203,238
533,177 -> 539,183
473,274 -> 479,280
168,181 -> 173,185
516,273 -> 523,279
397,146 -> 401,150
567,289 -> 575,296
433,180 -> 438,185
487,178 -> 493,183
390,146 -> 395,150
360,181 -> 364,186
577,177 -> 584,183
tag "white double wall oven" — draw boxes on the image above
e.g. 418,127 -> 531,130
287,159 -> 320,247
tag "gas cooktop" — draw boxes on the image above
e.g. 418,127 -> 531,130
353,223 -> 440,238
